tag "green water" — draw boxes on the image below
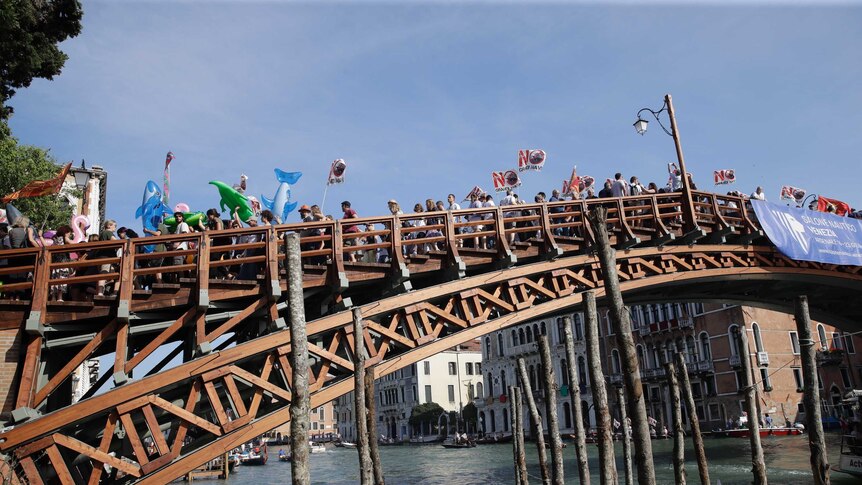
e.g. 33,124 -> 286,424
199,433 -> 857,484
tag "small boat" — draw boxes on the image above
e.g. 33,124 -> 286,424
719,426 -> 804,438
277,450 -> 290,462
341,441 -> 357,449
441,442 -> 476,449
241,443 -> 268,465
310,442 -> 327,454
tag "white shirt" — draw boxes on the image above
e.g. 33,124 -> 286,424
611,179 -> 629,198
175,222 -> 190,250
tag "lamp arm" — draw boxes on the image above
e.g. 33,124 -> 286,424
636,104 -> 674,137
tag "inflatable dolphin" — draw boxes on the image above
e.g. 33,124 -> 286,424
209,180 -> 254,222
261,169 -> 302,223
135,181 -> 172,233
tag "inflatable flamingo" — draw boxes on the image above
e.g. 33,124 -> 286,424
174,203 -> 190,213
71,215 -> 90,244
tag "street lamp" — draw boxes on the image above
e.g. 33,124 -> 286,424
633,94 -> 703,238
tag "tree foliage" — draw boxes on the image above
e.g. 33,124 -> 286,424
408,402 -> 444,426
0,0 -> 83,122
462,402 -> 478,427
0,126 -> 74,229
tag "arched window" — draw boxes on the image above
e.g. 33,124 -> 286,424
752,323 -> 764,353
476,382 -> 484,399
636,344 -> 646,370
529,365 -> 537,390
605,311 -> 613,335
818,324 -> 827,350
533,324 -> 540,339
511,329 -> 517,347
630,306 -> 641,329
651,305 -> 660,323
500,370 -> 508,394
611,349 -> 622,374
484,337 -> 492,358
487,372 -> 494,397
560,359 -> 570,387
540,321 -> 547,336
563,402 -> 572,428
699,332 -> 711,361
479,411 -> 486,433
728,325 -> 739,357
557,318 -> 566,344
645,305 -> 654,325
577,356 -> 588,387
526,326 -> 534,343
490,410 -> 496,432
574,314 -> 584,340
686,335 -> 697,362
497,333 -> 505,357
519,328 -> 526,346
503,408 -> 509,432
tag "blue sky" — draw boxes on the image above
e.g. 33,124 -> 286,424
8,1 -> 862,230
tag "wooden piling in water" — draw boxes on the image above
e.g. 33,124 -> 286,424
666,360 -> 686,485
516,358 -> 551,484
563,317 -> 590,485
617,386 -> 633,485
352,308 -> 373,485
286,234 -> 311,485
511,386 -> 529,485
583,290 -> 618,485
674,352 -> 710,485
735,324 -> 767,485
795,295 -> 830,485
538,335 -> 565,485
365,366 -> 385,485
587,207 -> 655,485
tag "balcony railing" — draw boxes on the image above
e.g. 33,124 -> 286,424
729,354 -> 741,368
678,317 -> 694,329
608,374 -> 623,385
816,349 -> 845,366
696,360 -> 714,374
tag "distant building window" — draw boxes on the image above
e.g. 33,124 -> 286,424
465,362 -> 473,375
424,361 -> 431,375
789,332 -> 800,355
832,332 -> 843,350
841,368 -> 852,388
817,324 -> 827,350
448,385 -> 455,402
708,403 -> 720,421
475,363 -> 482,374
760,368 -> 772,391
792,368 -> 803,390
425,385 -> 432,403
844,334 -> 856,354
448,362 -> 457,375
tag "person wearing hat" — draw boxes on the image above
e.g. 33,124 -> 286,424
298,204 -> 313,223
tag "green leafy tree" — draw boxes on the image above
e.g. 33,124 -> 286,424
0,0 -> 84,124
0,127 -> 74,229
462,402 -> 478,429
408,402 -> 444,428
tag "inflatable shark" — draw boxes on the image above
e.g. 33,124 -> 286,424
136,181 -> 172,232
209,180 -> 254,222
261,169 -> 302,223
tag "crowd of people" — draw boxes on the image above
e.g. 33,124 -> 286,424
2,164 -> 861,302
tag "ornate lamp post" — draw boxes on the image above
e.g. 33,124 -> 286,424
634,94 -> 703,238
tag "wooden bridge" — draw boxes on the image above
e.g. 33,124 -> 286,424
1,191 -> 861,483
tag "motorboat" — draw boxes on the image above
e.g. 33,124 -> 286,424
310,441 -> 327,454
836,390 -> 862,478
241,443 -> 268,465
718,426 -> 804,438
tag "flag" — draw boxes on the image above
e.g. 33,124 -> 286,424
816,196 -> 851,216
779,185 -> 806,204
327,159 -> 347,185
518,149 -> 546,172
713,169 -> 736,185
463,185 -> 483,201
491,170 -> 521,192
163,151 -> 174,205
1,162 -> 72,203
562,167 -> 581,196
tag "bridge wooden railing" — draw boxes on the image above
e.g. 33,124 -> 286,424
0,191 -> 765,317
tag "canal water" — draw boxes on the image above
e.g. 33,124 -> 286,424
199,433 -> 857,484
